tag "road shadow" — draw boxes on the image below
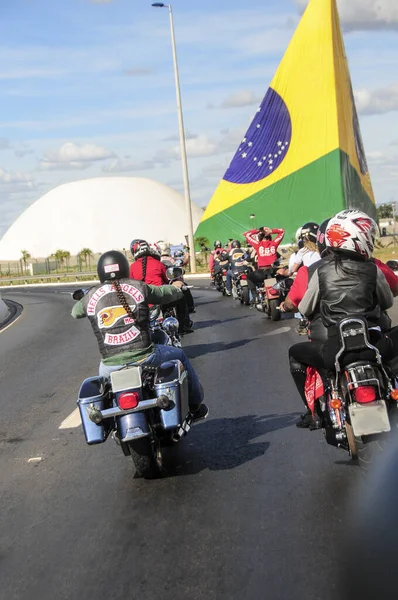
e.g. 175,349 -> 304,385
162,412 -> 301,476
185,338 -> 258,358
194,316 -> 251,331
193,299 -> 220,308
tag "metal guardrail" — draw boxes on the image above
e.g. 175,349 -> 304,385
0,271 -> 97,286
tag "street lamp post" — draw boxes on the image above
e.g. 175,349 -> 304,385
152,3 -> 197,273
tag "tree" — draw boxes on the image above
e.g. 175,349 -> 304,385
53,249 -> 67,271
195,236 -> 210,251
21,249 -> 31,273
79,248 -> 94,270
377,203 -> 393,220
63,251 -> 71,271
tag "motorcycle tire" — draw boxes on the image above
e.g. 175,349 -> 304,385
241,287 -> 250,306
129,438 -> 162,479
269,299 -> 281,321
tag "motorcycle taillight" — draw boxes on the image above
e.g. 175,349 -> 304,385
353,386 -> 377,404
268,288 -> 279,296
222,270 -> 227,275
240,274 -> 247,280
118,391 -> 140,410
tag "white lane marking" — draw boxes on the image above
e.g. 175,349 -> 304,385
263,326 -> 291,336
59,407 -> 82,429
28,457 -> 43,463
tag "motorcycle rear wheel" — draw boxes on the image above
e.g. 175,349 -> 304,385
129,438 -> 163,479
346,422 -> 390,471
241,287 -> 250,306
269,299 -> 281,321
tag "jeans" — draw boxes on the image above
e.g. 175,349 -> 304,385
99,345 -> 203,410
226,269 -> 233,292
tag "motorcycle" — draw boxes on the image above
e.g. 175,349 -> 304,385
213,267 -> 228,295
306,316 -> 398,468
149,305 -> 181,348
256,268 -> 293,321
232,270 -> 251,306
166,265 -> 195,315
77,359 -> 207,479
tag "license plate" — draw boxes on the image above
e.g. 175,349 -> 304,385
349,401 -> 391,436
240,280 -> 248,287
111,367 -> 142,392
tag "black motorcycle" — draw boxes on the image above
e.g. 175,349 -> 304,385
232,270 -> 251,306
214,267 -> 228,295
309,316 -> 398,469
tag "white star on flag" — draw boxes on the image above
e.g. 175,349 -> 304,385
277,141 -> 282,146
242,152 -> 247,158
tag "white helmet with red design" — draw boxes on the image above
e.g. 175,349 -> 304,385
150,242 -> 161,258
325,209 -> 377,260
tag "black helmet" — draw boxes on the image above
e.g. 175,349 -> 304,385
130,239 -> 150,260
214,240 -> 222,249
97,250 -> 129,283
317,218 -> 331,256
300,222 -> 319,244
231,240 -> 241,249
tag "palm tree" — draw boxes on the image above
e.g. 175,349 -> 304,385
21,250 -> 31,274
63,251 -> 71,272
79,248 -> 94,271
194,236 -> 210,251
194,236 -> 210,267
54,249 -> 67,271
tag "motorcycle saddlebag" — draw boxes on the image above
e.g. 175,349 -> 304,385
154,360 -> 189,430
77,377 -> 111,445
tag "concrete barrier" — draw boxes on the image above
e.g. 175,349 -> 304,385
0,294 -> 10,325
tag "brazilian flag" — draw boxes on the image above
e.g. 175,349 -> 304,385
195,0 -> 376,244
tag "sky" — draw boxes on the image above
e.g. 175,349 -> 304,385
1,0 -> 398,239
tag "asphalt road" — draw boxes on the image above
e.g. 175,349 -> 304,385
2,282 -> 393,600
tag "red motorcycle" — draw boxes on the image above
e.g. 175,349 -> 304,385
256,272 -> 293,321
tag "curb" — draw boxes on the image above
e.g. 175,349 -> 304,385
0,275 -> 211,290
0,300 -> 23,331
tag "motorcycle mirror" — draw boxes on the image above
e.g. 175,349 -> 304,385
166,266 -> 184,280
72,289 -> 86,301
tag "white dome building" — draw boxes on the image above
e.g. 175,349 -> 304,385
0,177 -> 204,259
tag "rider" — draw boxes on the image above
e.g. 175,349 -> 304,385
225,240 -> 248,296
209,240 -> 223,276
130,239 -> 168,286
243,225 -> 285,303
212,244 -> 230,281
71,250 -> 208,419
286,210 -> 394,423
282,216 -> 398,428
290,222 -> 321,273
130,240 -> 193,334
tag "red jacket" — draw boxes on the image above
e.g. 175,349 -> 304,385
374,258 -> 398,297
130,256 -> 168,286
243,228 -> 285,268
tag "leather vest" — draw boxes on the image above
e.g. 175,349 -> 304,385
317,255 -> 381,330
229,248 -> 246,271
82,278 -> 150,359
